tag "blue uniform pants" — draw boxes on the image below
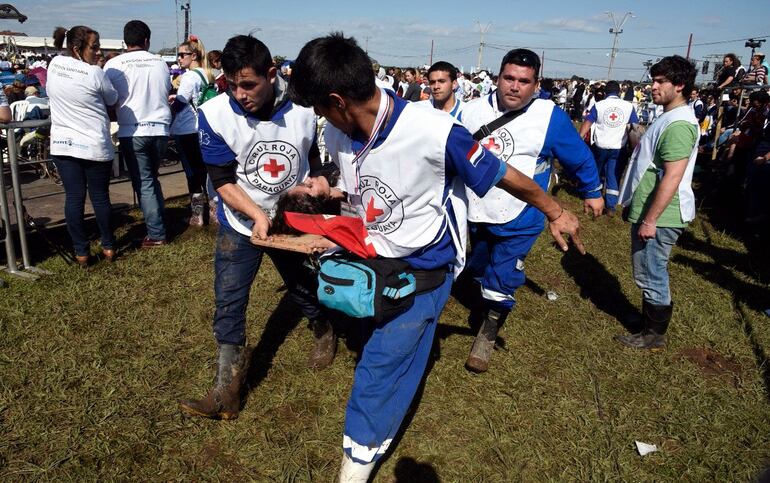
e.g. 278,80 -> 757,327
593,147 -> 622,209
466,225 -> 540,312
343,273 -> 453,464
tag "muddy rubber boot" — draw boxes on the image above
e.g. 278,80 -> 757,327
465,308 -> 508,373
616,301 -> 672,351
209,198 -> 219,226
189,193 -> 207,227
307,319 -> 336,370
614,300 -> 649,347
179,344 -> 249,420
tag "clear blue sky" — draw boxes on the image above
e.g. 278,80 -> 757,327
18,0 -> 770,81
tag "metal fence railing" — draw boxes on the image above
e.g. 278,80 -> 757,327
1,118 -> 52,279
2,119 -> 188,280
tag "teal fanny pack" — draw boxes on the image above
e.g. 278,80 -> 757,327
317,254 -> 447,323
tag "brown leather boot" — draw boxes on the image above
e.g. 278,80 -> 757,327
102,248 -> 116,263
75,255 -> 90,269
179,344 -> 249,420
307,319 -> 336,370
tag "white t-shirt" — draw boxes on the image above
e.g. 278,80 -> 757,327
171,68 -> 205,135
47,55 -> 118,161
104,50 -> 172,138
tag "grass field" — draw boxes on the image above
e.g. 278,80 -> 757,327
1,179 -> 769,482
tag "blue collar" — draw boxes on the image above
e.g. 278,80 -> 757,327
433,97 -> 461,118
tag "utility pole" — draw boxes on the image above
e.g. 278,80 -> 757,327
180,1 -> 191,40
476,21 -> 491,72
685,33 -> 693,59
364,35 -> 371,54
606,11 -> 634,80
429,39 -> 434,66
640,59 -> 653,82
541,50 -> 545,78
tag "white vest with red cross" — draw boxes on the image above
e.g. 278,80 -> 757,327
325,102 -> 458,259
592,95 -> 635,149
461,96 -> 554,224
198,94 -> 316,236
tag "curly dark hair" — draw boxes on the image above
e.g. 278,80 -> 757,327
269,192 -> 341,235
650,55 -> 697,98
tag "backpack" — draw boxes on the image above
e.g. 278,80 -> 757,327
192,69 -> 218,107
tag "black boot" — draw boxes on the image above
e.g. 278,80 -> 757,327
465,308 -> 509,373
179,343 -> 250,420
615,301 -> 673,351
307,318 -> 336,370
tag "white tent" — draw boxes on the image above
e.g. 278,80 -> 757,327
1,35 -> 126,53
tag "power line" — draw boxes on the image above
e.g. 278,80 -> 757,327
484,33 -> 770,52
476,21 -> 492,72
365,32 -> 770,72
368,44 -> 476,59
543,57 -> 643,71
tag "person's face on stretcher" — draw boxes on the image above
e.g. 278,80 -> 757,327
287,176 -> 331,198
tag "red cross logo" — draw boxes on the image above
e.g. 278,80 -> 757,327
482,137 -> 500,152
262,158 -> 285,178
609,112 -> 619,122
365,197 -> 384,222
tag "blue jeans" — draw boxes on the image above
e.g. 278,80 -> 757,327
213,224 -> 322,346
120,136 -> 167,240
593,147 -> 623,209
718,128 -> 734,147
174,133 -> 207,195
631,224 -> 684,306
52,156 -> 115,257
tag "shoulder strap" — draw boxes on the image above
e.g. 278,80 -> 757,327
472,98 -> 535,141
192,68 -> 211,86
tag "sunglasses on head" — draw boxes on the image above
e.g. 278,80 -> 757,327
510,52 -> 539,69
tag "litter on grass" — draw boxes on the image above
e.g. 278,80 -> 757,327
635,441 -> 658,456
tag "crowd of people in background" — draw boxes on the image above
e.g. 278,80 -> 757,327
1,33 -> 768,264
